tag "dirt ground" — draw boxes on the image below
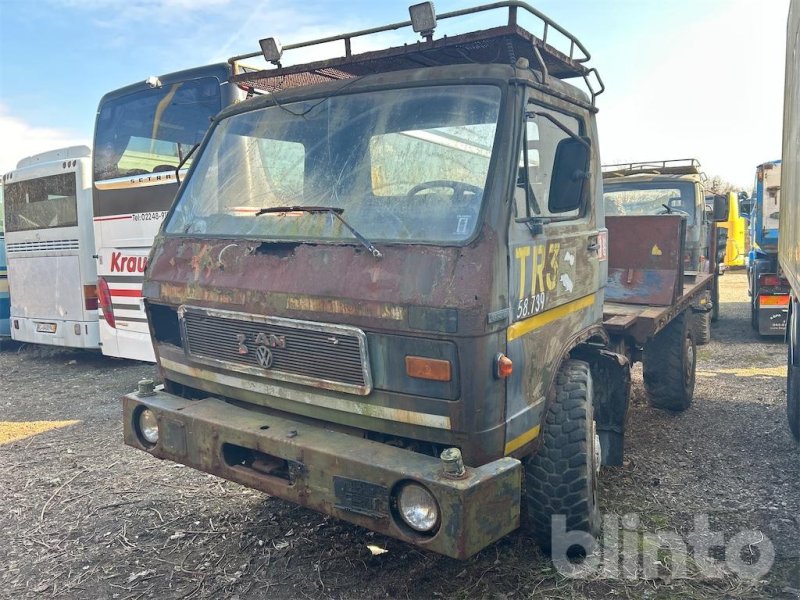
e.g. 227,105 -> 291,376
1,271 -> 798,599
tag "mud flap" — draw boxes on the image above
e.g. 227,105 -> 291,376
573,348 -> 631,466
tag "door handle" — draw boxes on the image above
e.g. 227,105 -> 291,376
587,243 -> 599,252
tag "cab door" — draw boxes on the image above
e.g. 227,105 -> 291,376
502,100 -> 605,456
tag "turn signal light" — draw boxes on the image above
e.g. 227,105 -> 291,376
97,277 -> 116,328
495,353 -> 513,378
405,356 -> 452,382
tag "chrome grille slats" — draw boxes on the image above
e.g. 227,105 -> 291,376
179,305 -> 371,395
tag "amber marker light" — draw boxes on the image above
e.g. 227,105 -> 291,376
495,353 -> 513,379
759,295 -> 790,306
405,356 -> 452,382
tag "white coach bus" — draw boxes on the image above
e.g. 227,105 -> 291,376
93,63 -> 245,362
2,146 -> 100,348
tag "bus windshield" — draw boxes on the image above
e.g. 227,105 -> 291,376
603,181 -> 696,225
94,76 -> 223,181
4,173 -> 78,232
165,84 -> 501,244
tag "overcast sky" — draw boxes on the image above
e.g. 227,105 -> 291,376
0,0 -> 791,188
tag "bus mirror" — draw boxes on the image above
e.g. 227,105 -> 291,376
548,137 -> 590,213
712,194 -> 729,222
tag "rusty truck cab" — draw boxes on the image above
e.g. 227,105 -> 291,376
124,2 -> 607,559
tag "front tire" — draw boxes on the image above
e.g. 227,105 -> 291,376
643,310 -> 697,411
522,360 -> 600,552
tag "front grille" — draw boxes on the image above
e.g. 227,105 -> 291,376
179,306 -> 371,395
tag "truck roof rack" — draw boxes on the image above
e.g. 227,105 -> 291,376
229,1 -> 604,106
602,159 -> 706,179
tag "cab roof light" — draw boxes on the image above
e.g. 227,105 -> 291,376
259,37 -> 283,65
409,2 -> 437,39
405,356 -> 451,382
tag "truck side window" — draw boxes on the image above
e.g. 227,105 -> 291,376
515,108 -> 582,220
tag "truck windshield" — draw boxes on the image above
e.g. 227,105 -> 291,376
165,85 -> 502,243
603,181 -> 696,225
4,173 -> 78,232
94,77 -> 222,182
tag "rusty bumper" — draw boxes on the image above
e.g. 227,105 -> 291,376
122,390 -> 521,559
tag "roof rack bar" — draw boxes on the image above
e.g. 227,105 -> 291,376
229,1 -> 591,66
602,159 -> 705,179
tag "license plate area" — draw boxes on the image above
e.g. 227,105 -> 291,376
36,322 -> 57,334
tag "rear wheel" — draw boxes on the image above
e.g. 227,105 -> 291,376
643,310 -> 696,411
522,360 -> 600,552
694,309 -> 711,345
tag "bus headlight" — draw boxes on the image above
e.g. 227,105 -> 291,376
137,409 -> 159,444
396,482 -> 439,532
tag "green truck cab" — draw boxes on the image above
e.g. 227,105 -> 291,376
602,160 -> 721,343
122,2 -> 711,559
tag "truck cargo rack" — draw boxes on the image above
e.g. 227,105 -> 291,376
602,159 -> 706,179
228,1 -> 604,107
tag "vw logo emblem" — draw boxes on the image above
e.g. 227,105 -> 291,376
255,345 -> 273,368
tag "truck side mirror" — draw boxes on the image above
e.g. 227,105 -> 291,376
548,137 -> 590,213
712,194 -> 729,222
738,197 -> 753,218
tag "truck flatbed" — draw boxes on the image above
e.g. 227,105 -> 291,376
603,271 -> 712,344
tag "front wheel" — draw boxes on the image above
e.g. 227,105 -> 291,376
643,310 -> 697,411
522,360 -> 600,552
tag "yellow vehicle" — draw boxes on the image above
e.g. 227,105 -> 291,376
720,191 -> 747,267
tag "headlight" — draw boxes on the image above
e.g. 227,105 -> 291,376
396,482 -> 439,532
138,408 -> 159,444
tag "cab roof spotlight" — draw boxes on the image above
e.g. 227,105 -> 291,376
259,37 -> 283,65
145,76 -> 162,89
409,2 -> 437,40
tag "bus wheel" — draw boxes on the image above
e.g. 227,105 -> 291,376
643,310 -> 696,411
522,359 -> 600,553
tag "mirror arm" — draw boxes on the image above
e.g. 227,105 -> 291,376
527,109 -> 590,150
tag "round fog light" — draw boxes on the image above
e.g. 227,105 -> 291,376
138,408 -> 159,444
397,482 -> 439,532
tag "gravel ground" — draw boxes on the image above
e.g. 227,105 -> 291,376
1,271 -> 798,599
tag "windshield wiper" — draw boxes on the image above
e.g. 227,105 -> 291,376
255,206 -> 382,258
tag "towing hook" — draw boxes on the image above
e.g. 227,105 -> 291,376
440,447 -> 466,478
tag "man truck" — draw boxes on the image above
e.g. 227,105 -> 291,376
745,159 -> 791,336
602,160 -> 719,344
122,2 -> 726,557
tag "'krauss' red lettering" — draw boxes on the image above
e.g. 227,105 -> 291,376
109,252 -> 147,273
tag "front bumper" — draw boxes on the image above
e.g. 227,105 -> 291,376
123,390 -> 521,559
